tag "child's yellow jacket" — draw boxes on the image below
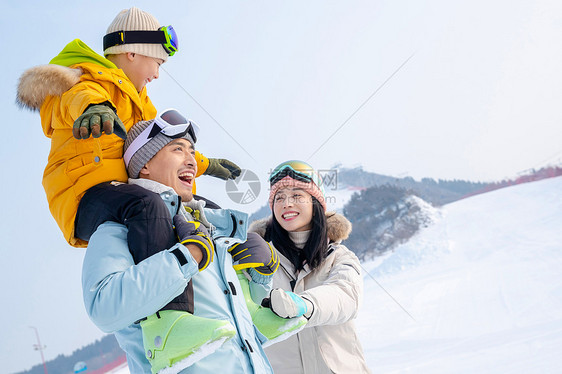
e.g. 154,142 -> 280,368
17,40 -> 209,247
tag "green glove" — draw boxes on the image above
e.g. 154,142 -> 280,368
72,104 -> 126,140
205,158 -> 242,180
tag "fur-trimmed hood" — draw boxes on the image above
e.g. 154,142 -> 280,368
16,39 -> 116,111
16,65 -> 82,111
249,211 -> 352,243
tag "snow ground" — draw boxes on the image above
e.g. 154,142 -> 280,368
111,176 -> 562,374
105,362 -> 128,374
357,176 -> 562,373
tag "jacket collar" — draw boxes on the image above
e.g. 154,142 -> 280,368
129,178 -> 175,195
49,39 -> 115,69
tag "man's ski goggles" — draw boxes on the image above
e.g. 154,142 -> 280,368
103,25 -> 179,56
124,109 -> 199,167
269,160 -> 323,188
154,109 -> 199,142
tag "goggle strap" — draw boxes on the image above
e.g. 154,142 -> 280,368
123,122 -> 161,167
148,122 -> 164,138
103,30 -> 167,50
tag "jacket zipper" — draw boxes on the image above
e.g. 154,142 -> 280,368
280,263 -> 298,291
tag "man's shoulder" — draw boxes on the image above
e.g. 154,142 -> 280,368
88,221 -> 128,250
194,195 -> 247,219
202,203 -> 249,241
202,203 -> 248,223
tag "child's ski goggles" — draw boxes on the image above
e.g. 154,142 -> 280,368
103,25 -> 179,56
269,160 -> 322,188
124,109 -> 199,167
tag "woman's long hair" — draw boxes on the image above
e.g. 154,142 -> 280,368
265,196 -> 328,271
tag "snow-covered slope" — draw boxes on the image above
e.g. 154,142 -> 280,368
11,177 -> 562,374
358,176 -> 562,373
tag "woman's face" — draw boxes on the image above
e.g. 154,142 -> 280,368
273,187 -> 314,232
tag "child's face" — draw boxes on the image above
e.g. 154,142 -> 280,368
139,139 -> 197,202
122,53 -> 164,92
273,187 -> 314,232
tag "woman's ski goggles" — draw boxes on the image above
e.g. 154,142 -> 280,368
269,160 -> 323,188
103,25 -> 179,56
124,109 -> 199,167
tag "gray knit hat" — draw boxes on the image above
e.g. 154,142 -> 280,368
105,7 -> 169,62
124,119 -> 196,178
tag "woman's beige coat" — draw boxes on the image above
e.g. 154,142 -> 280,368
250,212 -> 371,374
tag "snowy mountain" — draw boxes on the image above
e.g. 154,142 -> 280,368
248,166 -> 488,224
357,176 -> 562,373
344,184 -> 440,259
336,167 -> 490,205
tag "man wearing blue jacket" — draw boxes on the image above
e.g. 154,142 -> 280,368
81,111 -> 274,374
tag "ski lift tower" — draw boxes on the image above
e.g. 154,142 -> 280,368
29,326 -> 48,374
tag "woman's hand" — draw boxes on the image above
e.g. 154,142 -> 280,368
263,288 -> 314,319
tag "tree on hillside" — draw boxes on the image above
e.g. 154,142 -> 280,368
343,184 -> 433,259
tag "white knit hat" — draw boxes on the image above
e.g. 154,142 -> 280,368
104,7 -> 169,62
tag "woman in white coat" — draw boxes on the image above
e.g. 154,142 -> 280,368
251,160 -> 371,373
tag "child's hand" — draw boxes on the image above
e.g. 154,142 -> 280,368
227,233 -> 279,275
173,214 -> 214,271
73,104 -> 126,140
205,158 -> 242,180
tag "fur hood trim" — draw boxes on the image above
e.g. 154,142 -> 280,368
249,211 -> 352,243
16,65 -> 82,111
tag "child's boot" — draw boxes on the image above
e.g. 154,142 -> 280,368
141,310 -> 236,374
237,270 -> 307,347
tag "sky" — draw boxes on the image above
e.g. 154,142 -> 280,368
1,0 -> 562,372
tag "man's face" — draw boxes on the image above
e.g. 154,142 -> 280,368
139,139 -> 197,202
